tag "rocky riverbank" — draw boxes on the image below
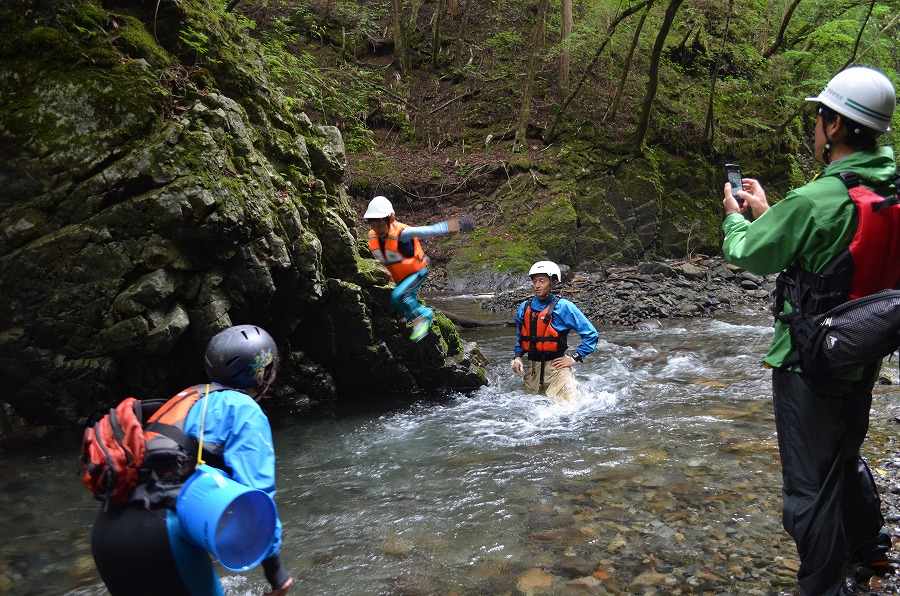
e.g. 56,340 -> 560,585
480,256 -> 774,327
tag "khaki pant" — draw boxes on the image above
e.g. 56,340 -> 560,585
523,359 -> 578,403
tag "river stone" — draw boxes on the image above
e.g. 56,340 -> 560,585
517,568 -> 553,593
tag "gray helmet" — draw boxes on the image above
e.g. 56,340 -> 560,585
204,325 -> 279,391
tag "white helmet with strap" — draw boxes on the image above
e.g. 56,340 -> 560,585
805,66 -> 895,134
529,260 -> 561,282
364,196 -> 395,219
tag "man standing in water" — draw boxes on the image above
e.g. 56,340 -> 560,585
720,66 -> 899,594
511,261 -> 598,403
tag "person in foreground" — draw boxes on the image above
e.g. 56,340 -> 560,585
720,66 -> 899,595
365,195 -> 476,341
511,261 -> 598,403
91,325 -> 293,596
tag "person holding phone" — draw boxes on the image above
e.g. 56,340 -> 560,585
725,164 -> 754,221
720,67 -> 899,595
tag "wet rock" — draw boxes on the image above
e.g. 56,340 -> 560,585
565,575 -> 601,589
517,568 -> 553,593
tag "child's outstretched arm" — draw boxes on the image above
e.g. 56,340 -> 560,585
398,215 -> 476,241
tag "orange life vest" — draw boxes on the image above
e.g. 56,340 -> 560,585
368,221 -> 429,282
520,297 -> 568,358
142,384 -> 226,486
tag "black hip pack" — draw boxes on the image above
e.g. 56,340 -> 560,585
787,289 -> 900,375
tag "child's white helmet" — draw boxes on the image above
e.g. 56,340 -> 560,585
364,196 -> 395,219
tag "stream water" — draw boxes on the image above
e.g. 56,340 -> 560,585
2,295 -> 898,595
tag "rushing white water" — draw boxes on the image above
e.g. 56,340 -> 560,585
5,303 -> 819,595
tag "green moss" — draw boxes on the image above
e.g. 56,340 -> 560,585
446,230 -> 544,277
116,15 -> 176,69
24,26 -> 78,59
433,311 -> 460,356
525,194 -> 578,264
353,254 -> 390,286
74,2 -> 107,25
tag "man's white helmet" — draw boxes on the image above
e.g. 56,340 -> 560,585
805,66 -> 896,134
364,196 -> 394,219
529,260 -> 561,282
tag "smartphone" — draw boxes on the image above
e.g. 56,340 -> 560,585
725,163 -> 743,204
725,163 -> 754,221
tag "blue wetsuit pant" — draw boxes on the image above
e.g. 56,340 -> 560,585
91,503 -> 223,596
391,268 -> 432,323
772,367 -> 890,596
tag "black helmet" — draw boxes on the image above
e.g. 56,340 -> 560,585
204,325 -> 279,392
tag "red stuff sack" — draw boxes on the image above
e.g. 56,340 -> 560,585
80,397 -> 146,506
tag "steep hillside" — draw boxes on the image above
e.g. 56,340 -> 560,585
235,0 -> 900,285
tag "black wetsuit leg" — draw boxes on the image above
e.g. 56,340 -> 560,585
91,504 -> 216,595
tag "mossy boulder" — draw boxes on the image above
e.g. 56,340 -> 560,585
0,0 -> 485,427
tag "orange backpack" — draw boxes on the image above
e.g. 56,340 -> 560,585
80,397 -> 146,507
80,386 -> 212,507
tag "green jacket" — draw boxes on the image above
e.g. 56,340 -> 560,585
721,146 -> 897,370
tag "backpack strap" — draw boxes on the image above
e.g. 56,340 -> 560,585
875,172 -> 900,212
837,171 -> 859,189
839,170 -> 900,211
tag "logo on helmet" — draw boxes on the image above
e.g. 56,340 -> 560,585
250,349 -> 275,384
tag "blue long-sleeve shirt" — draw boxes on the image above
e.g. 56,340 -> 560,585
514,295 -> 599,359
184,389 -> 283,560
388,221 -> 453,257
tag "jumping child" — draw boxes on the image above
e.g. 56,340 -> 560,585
364,195 -> 475,340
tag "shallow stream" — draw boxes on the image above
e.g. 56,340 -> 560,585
2,295 -> 898,595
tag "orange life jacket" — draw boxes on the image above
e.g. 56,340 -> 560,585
368,221 -> 429,282
520,296 -> 568,358
142,384 -> 227,486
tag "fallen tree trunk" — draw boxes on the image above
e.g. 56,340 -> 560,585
437,309 -> 512,328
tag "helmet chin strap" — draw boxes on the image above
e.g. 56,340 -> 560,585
822,137 -> 832,165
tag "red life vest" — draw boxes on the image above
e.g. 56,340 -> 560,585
368,221 -> 428,282
519,296 -> 568,358
775,171 -> 900,318
845,177 -> 900,299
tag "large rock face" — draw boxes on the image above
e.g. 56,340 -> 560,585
0,1 -> 486,426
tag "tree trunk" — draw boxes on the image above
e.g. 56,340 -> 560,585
605,0 -> 654,122
433,0 -> 444,67
703,0 -> 733,145
393,0 -> 411,72
321,0 -> 335,25
764,0 -> 802,58
514,0 -> 550,152
559,0 -> 572,100
546,0 -> 654,142
842,0 -> 876,68
626,0 -> 685,153
454,0 -> 473,67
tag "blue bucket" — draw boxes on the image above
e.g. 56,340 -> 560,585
176,464 -> 277,572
